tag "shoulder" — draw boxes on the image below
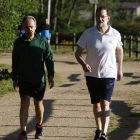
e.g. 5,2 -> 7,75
36,33 -> 47,42
110,26 -> 121,37
14,36 -> 24,45
80,27 -> 95,39
84,27 -> 95,34
35,34 -> 49,50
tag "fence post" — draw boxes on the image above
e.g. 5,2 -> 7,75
55,32 -> 58,50
136,37 -> 140,58
129,35 -> 133,58
73,33 -> 76,51
122,35 -> 126,54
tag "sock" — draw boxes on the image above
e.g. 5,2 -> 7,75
37,123 -> 42,128
20,130 -> 26,135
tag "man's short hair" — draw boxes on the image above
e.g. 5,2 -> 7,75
96,6 -> 109,16
22,16 -> 36,25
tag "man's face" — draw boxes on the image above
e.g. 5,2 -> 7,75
22,19 -> 36,38
96,10 -> 110,28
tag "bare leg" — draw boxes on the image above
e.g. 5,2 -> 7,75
100,100 -> 110,134
47,38 -> 51,44
20,96 -> 30,131
93,103 -> 102,130
34,99 -> 44,125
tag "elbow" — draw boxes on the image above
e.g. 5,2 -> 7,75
75,50 -> 78,59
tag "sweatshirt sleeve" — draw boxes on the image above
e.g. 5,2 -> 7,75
12,40 -> 19,81
43,40 -> 54,77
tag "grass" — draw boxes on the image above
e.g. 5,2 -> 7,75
46,71 -> 61,89
51,45 -> 76,55
0,64 -> 14,96
0,64 -> 61,96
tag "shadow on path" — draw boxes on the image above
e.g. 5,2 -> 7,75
2,99 -> 54,140
109,100 -> 140,140
54,60 -> 78,65
124,72 -> 140,85
68,74 -> 81,82
59,74 -> 81,87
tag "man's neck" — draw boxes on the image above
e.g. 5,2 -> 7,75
26,35 -> 35,40
97,25 -> 110,35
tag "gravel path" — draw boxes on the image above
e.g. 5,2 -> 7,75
0,53 -> 140,140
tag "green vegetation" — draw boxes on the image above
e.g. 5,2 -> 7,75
1,0 -> 140,52
51,45 -> 76,55
0,0 -> 40,52
0,64 -> 61,96
0,64 -> 14,96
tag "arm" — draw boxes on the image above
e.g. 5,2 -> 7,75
75,46 -> 91,72
43,41 -> 54,89
12,41 -> 19,91
116,46 -> 123,81
13,81 -> 19,91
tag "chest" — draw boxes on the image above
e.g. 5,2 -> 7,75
87,34 -> 118,52
18,41 -> 44,59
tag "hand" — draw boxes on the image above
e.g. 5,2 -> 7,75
48,76 -> 54,89
13,81 -> 19,91
82,64 -> 92,72
117,70 -> 123,81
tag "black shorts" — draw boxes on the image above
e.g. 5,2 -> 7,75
18,81 -> 46,101
86,76 -> 115,104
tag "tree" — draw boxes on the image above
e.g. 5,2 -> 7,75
67,0 -> 77,27
0,0 -> 40,50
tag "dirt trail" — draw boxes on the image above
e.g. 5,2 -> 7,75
0,53 -> 140,140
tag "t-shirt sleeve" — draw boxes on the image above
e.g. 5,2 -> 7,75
77,31 -> 87,49
117,33 -> 123,48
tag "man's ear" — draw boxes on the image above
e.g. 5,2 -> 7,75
35,24 -> 37,30
108,16 -> 110,22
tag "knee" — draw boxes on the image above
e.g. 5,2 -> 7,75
94,103 -> 101,110
20,96 -> 30,109
34,101 -> 44,110
100,100 -> 110,111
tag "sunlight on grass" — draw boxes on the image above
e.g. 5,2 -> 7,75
0,64 -> 61,96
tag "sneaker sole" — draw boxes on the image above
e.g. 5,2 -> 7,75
35,136 -> 44,139
17,136 -> 28,140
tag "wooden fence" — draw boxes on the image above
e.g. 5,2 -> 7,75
122,35 -> 140,58
53,32 -> 140,58
53,32 -> 79,52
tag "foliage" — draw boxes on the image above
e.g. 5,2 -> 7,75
0,64 -> 14,96
1,0 -> 140,51
0,63 -> 61,95
0,0 -> 40,51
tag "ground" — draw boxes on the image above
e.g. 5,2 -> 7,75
0,53 -> 140,140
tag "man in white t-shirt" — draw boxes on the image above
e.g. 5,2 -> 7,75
75,6 -> 123,140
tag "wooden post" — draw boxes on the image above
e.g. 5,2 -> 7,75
89,0 -> 98,26
47,0 -> 51,24
129,35 -> 133,58
93,3 -> 97,26
136,37 -> 140,58
55,32 -> 58,50
122,35 -> 126,54
73,33 -> 76,51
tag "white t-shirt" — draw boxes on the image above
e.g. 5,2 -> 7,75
77,26 -> 123,79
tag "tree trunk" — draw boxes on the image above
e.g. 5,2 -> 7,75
40,0 -> 44,13
67,0 -> 77,27
61,0 -> 65,10
47,0 -> 51,24
53,0 -> 59,31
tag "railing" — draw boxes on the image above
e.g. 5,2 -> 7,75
52,32 -> 140,58
122,35 -> 140,58
52,32 -> 80,52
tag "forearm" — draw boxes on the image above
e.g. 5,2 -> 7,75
12,51 -> 18,81
75,50 -> 86,67
117,47 -> 123,71
45,60 -> 54,77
